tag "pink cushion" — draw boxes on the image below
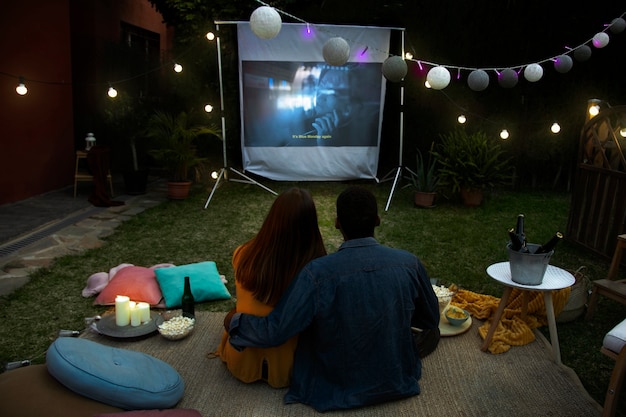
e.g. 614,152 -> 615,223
94,266 -> 163,306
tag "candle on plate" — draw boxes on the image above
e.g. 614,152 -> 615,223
137,302 -> 151,323
115,295 -> 130,326
130,301 -> 141,327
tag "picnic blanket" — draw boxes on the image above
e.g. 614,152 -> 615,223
452,287 -> 571,354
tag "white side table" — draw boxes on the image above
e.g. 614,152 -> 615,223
481,262 -> 575,364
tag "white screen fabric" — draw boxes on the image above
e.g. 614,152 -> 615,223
237,23 -> 391,181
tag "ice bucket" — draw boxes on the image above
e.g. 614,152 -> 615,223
507,243 -> 553,285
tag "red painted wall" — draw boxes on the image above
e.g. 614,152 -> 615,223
0,0 -> 74,204
0,0 -> 171,205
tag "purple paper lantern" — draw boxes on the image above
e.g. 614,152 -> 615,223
574,45 -> 592,62
467,70 -> 489,91
498,68 -> 518,88
382,56 -> 408,82
592,32 -> 610,48
554,55 -> 573,74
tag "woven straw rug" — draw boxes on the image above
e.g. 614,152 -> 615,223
83,312 -> 602,417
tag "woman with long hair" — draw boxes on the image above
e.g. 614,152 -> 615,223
216,187 -> 326,387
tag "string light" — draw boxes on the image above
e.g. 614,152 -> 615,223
15,77 -> 27,95
173,62 -> 183,73
206,32 -> 215,41
107,85 -> 118,98
204,104 -> 213,113
500,129 -> 510,140
457,114 -> 467,124
551,122 -> 561,134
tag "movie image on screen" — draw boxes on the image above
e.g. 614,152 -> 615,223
242,61 -> 383,148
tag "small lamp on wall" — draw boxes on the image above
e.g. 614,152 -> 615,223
85,132 -> 96,151
587,99 -> 602,121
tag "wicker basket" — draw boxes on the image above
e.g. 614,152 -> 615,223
556,266 -> 590,323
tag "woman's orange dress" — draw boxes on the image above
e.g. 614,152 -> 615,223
215,247 -> 298,388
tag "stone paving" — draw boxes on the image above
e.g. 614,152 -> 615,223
0,182 -> 169,297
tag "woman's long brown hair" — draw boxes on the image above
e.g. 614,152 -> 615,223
235,188 -> 326,306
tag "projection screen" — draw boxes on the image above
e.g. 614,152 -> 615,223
237,23 -> 391,181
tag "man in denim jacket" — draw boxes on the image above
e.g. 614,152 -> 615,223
225,186 -> 440,412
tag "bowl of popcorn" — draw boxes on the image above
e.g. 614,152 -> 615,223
158,315 -> 195,340
431,281 -> 458,316
444,305 -> 470,326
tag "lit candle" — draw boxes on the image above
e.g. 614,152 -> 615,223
130,301 -> 141,327
115,295 -> 130,326
137,302 -> 151,323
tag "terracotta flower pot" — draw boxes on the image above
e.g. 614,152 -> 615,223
460,188 -> 483,207
414,191 -> 437,208
167,181 -> 192,200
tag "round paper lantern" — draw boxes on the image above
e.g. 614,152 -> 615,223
574,45 -> 592,61
498,68 -> 518,88
426,66 -> 451,90
554,55 -> 573,73
523,63 -> 543,82
323,37 -> 351,66
610,17 -> 626,34
382,56 -> 408,82
467,69 -> 489,91
592,32 -> 610,48
249,6 -> 282,40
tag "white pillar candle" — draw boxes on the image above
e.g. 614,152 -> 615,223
137,302 -> 150,323
115,295 -> 130,326
129,301 -> 141,327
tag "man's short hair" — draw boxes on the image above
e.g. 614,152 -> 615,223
336,186 -> 378,239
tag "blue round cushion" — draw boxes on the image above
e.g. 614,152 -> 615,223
46,338 -> 184,410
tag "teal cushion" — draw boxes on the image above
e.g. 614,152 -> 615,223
154,261 -> 231,308
46,338 -> 184,410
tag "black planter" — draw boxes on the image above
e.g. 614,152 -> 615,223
122,169 -> 149,195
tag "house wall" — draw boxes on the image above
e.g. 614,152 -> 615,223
0,0 -> 74,205
0,0 -> 171,205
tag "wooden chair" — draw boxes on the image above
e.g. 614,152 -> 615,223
585,234 -> 626,320
74,150 -> 113,198
601,319 -> 626,417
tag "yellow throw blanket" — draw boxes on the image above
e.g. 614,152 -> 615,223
451,287 -> 571,354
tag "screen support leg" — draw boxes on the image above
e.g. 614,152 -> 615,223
204,167 -> 277,209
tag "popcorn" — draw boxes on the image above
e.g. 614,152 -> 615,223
158,316 -> 195,337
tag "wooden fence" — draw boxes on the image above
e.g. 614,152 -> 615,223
566,105 -> 626,259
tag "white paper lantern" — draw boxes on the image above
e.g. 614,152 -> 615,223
467,69 -> 489,91
592,32 -> 610,48
323,37 -> 351,66
554,55 -> 573,73
574,45 -> 592,62
610,17 -> 626,34
382,56 -> 408,82
249,6 -> 282,40
426,66 -> 451,90
498,68 -> 518,88
523,63 -> 543,82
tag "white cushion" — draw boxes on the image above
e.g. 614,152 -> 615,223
603,318 -> 626,354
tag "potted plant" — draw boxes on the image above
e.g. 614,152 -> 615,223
432,128 -> 512,206
146,110 -> 220,199
410,144 -> 439,208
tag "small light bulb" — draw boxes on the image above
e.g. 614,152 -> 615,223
174,63 -> 183,73
424,80 -> 431,89
211,171 -> 219,180
457,115 -> 467,124
589,104 -> 600,117
500,129 -> 510,140
405,52 -> 413,60
551,122 -> 561,134
620,127 -> 626,138
204,104 -> 214,113
107,86 -> 118,98
206,32 -> 215,41
16,83 -> 27,95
